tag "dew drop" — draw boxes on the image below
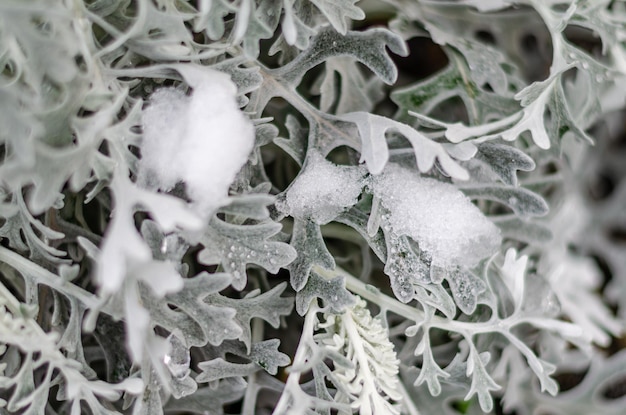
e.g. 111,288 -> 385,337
160,239 -> 168,254
582,61 -> 589,69
269,258 -> 277,265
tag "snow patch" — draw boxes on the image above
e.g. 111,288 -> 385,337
283,152 -> 365,224
139,69 -> 255,216
370,164 -> 501,267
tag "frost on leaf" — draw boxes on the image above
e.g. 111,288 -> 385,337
274,304 -> 352,415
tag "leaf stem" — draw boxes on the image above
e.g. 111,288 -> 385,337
0,246 -> 114,315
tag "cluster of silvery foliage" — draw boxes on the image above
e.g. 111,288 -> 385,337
1,0 -> 626,414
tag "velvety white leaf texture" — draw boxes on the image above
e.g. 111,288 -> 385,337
341,112 -> 469,179
320,297 -> 401,415
2,0 -> 626,414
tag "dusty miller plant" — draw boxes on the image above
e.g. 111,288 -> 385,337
1,0 -> 626,414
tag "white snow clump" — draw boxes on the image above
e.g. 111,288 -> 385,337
283,151 -> 365,224
370,164 -> 501,267
139,69 -> 255,215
